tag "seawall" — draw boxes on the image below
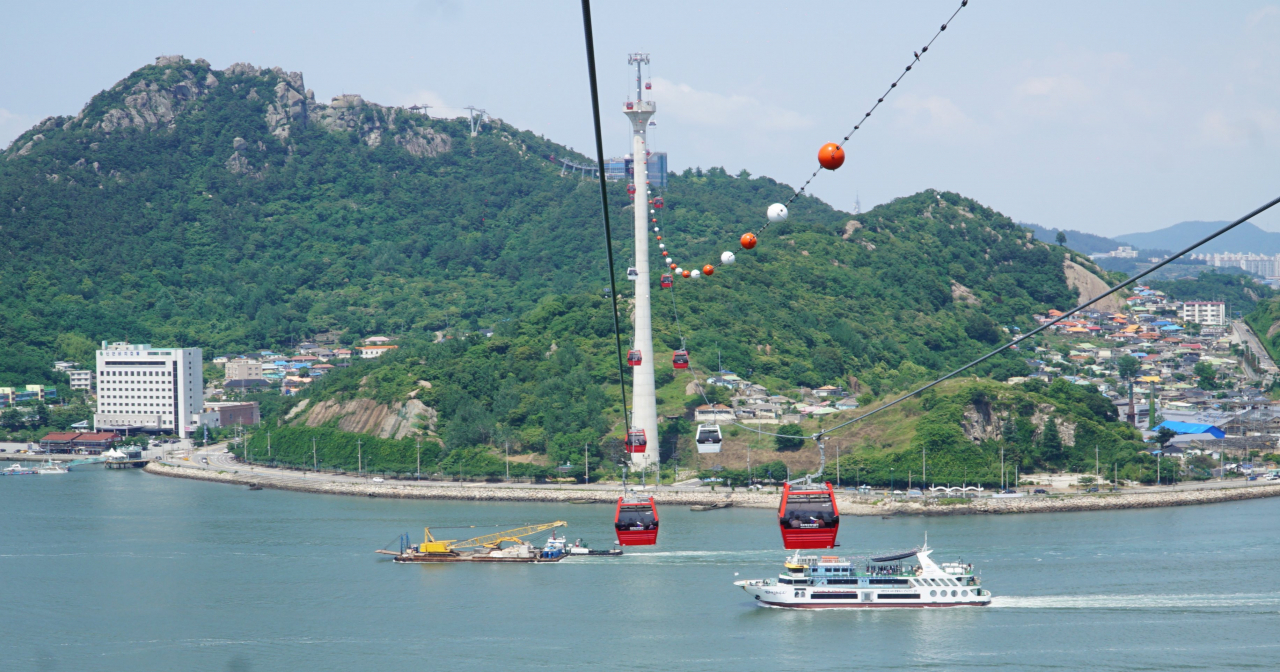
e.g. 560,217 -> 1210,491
143,462 -> 1280,516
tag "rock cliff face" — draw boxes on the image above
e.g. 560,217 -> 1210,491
297,397 -> 436,440
6,55 -> 452,163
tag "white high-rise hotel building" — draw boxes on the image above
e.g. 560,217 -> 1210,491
94,342 -> 204,437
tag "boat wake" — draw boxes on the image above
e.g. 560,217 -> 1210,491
598,549 -> 781,564
992,593 -> 1280,609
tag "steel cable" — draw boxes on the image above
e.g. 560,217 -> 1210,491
580,0 -> 631,429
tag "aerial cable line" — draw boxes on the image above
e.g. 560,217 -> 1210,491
677,0 -> 973,277
580,0 -> 631,429
751,193 -> 1280,441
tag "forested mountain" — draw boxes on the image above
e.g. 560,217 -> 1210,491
3,56 -> 1135,478
2,55 -> 1105,389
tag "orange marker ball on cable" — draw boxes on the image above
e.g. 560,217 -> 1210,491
670,263 -> 677,270
740,232 -> 758,250
818,142 -> 845,170
702,264 -> 715,276
682,270 -> 691,278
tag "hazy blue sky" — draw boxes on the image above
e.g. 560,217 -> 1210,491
3,1 -> 1279,236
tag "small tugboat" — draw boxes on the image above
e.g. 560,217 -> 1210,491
563,536 -> 623,557
735,538 -> 991,609
2,463 -> 38,476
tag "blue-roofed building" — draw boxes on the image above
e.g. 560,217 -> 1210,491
1160,325 -> 1184,331
1154,421 -> 1226,439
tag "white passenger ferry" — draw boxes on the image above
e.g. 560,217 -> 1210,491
735,540 -> 990,609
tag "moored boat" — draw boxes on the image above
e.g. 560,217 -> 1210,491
2,463 -> 38,476
735,539 -> 991,609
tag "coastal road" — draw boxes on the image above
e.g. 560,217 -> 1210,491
164,444 -> 1277,500
167,444 -> 696,493
1232,319 -> 1278,381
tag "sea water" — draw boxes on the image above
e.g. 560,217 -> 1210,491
3,469 -> 1278,671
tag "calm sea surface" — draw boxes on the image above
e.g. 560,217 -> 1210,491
3,467 -> 1279,671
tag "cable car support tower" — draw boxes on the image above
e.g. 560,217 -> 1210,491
624,52 -> 658,472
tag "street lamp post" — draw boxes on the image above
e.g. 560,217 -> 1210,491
416,438 -> 421,481
357,439 -> 362,478
312,437 -> 317,473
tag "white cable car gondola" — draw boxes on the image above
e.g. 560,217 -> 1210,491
695,424 -> 723,454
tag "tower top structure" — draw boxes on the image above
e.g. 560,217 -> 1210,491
627,53 -> 649,102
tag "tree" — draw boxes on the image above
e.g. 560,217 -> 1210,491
775,423 -> 805,451
1055,231 -> 1067,246
1155,427 -> 1177,446
1116,355 -> 1140,380
1,407 -> 25,431
1040,418 -> 1063,463
1193,361 -> 1218,390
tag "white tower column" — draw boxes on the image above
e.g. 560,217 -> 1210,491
624,53 -> 658,471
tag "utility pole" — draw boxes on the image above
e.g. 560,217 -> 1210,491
835,441 -> 840,488
357,438 -> 362,477
312,437 -> 317,472
505,440 -> 509,482
1001,445 -> 1005,490
416,438 -> 421,481
267,431 -> 271,459
585,443 -> 590,485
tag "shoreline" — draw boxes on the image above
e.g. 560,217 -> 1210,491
143,462 -> 1280,516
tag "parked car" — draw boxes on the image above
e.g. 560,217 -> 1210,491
1033,488 -> 1048,494
1086,487 -> 1100,493
1247,475 -> 1258,481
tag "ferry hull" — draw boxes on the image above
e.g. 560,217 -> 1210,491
755,598 -> 989,609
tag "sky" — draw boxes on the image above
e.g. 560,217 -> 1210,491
3,0 -> 1280,237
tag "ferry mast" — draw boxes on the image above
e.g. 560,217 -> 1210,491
624,52 -> 658,471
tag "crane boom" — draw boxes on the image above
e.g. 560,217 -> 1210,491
430,521 -> 568,551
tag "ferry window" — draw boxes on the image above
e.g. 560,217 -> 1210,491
930,590 -> 937,597
961,590 -> 968,597
951,590 -> 957,597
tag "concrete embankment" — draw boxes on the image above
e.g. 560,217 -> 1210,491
143,462 -> 1280,515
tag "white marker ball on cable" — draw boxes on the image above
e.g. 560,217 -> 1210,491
721,251 -> 736,265
675,267 -> 684,274
767,203 -> 789,223
653,227 -> 660,232
659,243 -> 665,249
691,270 -> 701,278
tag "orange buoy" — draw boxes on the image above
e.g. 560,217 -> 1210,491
702,264 -> 714,276
681,270 -> 691,278
740,233 -> 758,249
818,143 -> 845,170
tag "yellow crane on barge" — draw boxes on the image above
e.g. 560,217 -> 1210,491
377,522 -> 569,563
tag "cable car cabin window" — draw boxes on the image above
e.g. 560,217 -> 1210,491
781,493 -> 838,529
615,507 -> 657,531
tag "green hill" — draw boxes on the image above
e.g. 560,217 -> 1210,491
4,56 -> 1136,478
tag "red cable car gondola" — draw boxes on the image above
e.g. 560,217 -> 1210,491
624,428 -> 647,454
615,496 -> 658,545
626,183 -> 637,196
654,197 -> 664,208
672,350 -> 689,369
778,482 -> 839,549
660,274 -> 673,288
645,81 -> 652,91
627,349 -> 642,366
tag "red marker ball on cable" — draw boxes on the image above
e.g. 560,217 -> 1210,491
818,143 -> 845,170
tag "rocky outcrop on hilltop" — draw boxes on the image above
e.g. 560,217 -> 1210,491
5,55 -> 452,163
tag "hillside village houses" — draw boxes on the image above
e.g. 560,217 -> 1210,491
1014,285 -> 1280,473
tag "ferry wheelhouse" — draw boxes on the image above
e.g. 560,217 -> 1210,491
735,541 -> 991,609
